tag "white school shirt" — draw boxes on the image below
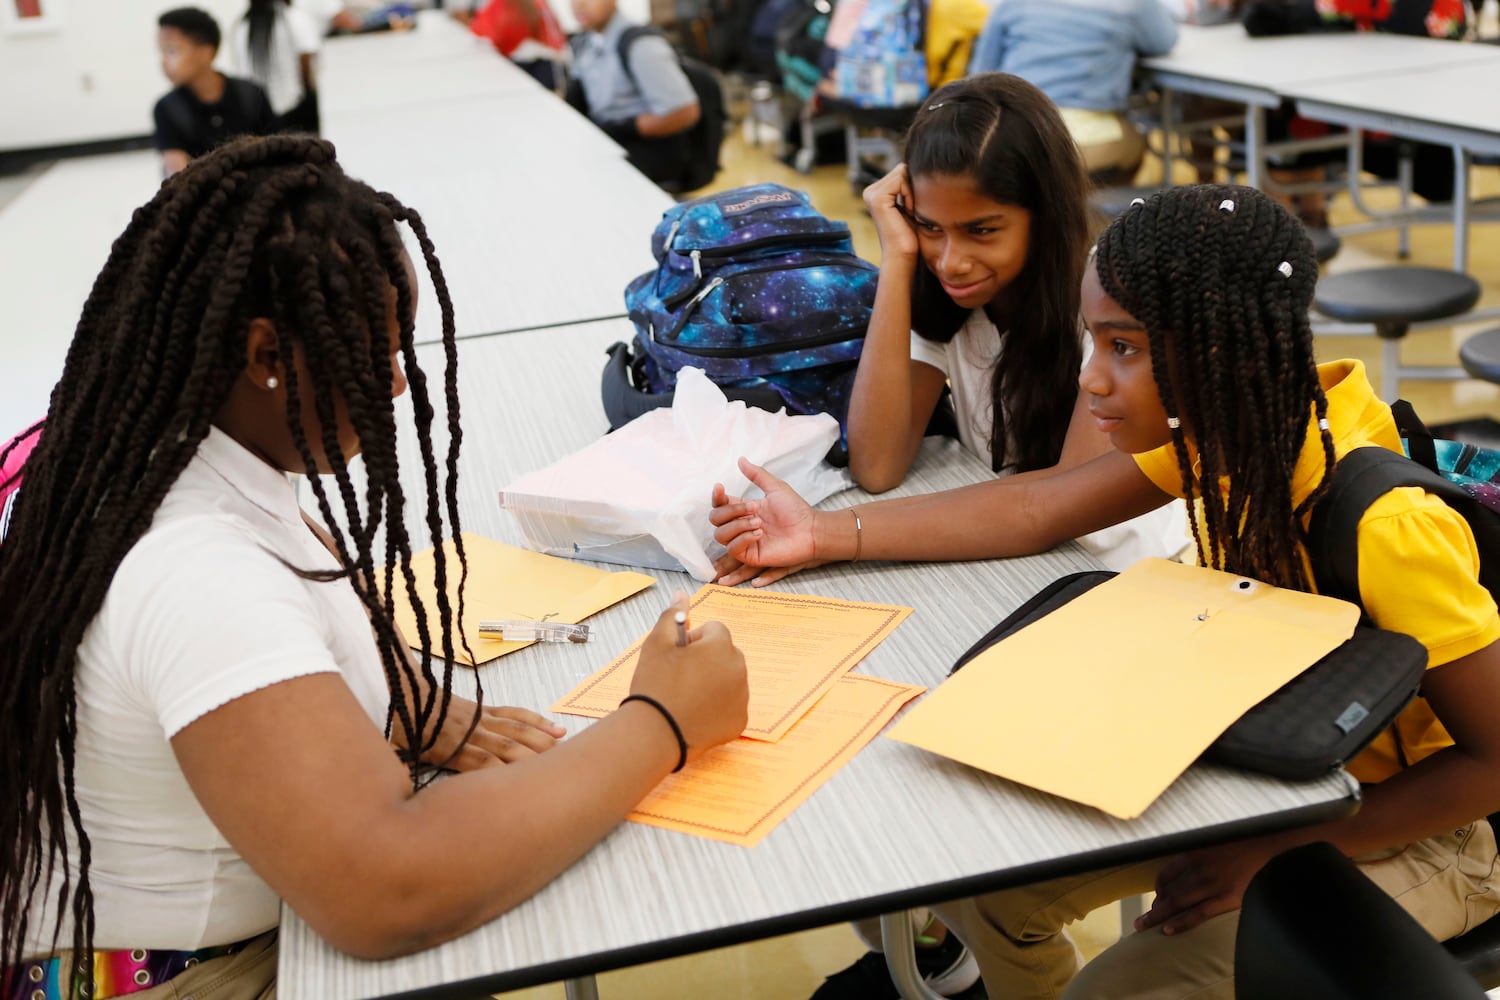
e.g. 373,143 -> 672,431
25,427 -> 389,957
229,6 -> 322,115
910,310 -> 1190,570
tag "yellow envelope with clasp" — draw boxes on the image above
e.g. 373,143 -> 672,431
390,533 -> 655,665
886,559 -> 1361,819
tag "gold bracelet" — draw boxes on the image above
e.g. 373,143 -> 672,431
850,508 -> 863,564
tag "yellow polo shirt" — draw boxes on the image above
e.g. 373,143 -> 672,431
1133,360 -> 1500,783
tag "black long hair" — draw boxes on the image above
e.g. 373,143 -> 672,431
905,72 -> 1091,474
1093,183 -> 1332,589
245,0 -> 284,83
0,134 -> 473,988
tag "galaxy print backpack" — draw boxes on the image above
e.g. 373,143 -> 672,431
605,183 -> 880,466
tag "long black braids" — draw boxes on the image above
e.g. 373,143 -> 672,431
905,73 -> 1092,474
0,134 -> 474,989
1094,184 -> 1335,590
245,0 -> 280,85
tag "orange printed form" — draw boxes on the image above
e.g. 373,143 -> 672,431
553,584 -> 913,741
630,674 -> 925,846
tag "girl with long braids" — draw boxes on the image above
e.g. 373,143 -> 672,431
712,183 -> 1500,997
0,134 -> 748,1000
767,73 -> 1185,591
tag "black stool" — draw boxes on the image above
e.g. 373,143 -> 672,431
1307,226 -> 1342,265
1459,327 -> 1500,386
1313,267 -> 1481,401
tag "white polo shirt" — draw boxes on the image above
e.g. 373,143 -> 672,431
25,427 -> 389,957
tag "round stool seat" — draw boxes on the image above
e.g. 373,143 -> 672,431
1309,226 -> 1341,265
1314,267 -> 1481,332
1460,327 -> 1500,384
1088,184 -> 1163,220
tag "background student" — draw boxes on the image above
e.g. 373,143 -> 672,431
229,0 -> 324,133
967,0 -> 1178,183
0,134 -> 749,998
461,0 -> 571,91
789,75 -> 1186,589
712,183 -> 1500,998
153,7 -> 278,176
567,0 -> 702,188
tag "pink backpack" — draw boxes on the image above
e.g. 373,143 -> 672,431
0,424 -> 41,538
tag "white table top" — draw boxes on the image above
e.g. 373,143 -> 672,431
1286,56 -> 1500,156
276,318 -> 1360,1000
1143,24 -> 1500,106
0,150 -> 164,439
325,89 -> 627,184
319,9 -> 496,73
318,54 -> 545,116
380,162 -> 670,344
317,13 -> 547,117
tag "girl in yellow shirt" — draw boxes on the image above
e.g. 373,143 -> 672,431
711,183 -> 1500,998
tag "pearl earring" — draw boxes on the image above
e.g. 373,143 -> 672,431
266,377 -> 279,389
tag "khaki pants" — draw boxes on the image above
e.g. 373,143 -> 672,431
927,821 -> 1500,1000
123,932 -> 276,1000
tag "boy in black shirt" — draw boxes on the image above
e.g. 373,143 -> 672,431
154,8 -> 277,176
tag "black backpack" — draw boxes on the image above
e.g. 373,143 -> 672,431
615,26 -> 727,192
1307,401 -> 1500,607
1306,402 -> 1500,831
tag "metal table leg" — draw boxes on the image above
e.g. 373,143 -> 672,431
565,976 -> 600,1000
881,912 -> 948,1000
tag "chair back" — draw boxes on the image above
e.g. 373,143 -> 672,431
1236,841 -> 1487,1000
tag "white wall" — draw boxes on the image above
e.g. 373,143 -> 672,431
0,0 -> 254,152
0,0 -> 652,153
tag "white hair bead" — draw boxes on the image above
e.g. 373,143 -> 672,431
1167,417 -> 1182,430
1219,199 -> 1236,213
1277,261 -> 1294,278
1130,197 -> 1146,207
1318,418 -> 1330,430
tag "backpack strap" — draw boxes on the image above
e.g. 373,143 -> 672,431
616,24 -> 668,88
1390,398 -> 1439,473
1306,446 -> 1490,606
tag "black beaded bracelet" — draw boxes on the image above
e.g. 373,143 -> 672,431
620,694 -> 688,772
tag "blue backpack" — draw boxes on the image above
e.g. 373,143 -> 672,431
603,183 -> 880,466
835,0 -> 928,108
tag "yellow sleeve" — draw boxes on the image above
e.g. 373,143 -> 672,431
1356,486 -> 1500,668
1132,443 -> 1187,499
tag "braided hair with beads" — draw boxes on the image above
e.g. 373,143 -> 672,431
1093,183 -> 1334,591
0,134 -> 476,988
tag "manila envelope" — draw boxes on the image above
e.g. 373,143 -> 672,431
887,559 -> 1360,819
391,533 -> 655,665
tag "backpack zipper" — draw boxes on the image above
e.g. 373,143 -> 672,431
677,230 -> 849,259
660,254 -> 876,310
660,321 -> 868,357
652,277 -> 725,341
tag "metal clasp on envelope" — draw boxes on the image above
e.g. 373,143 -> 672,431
477,620 -> 591,643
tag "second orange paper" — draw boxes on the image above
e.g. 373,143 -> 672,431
553,584 -> 912,742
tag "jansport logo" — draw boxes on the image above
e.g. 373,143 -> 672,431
722,190 -> 797,215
